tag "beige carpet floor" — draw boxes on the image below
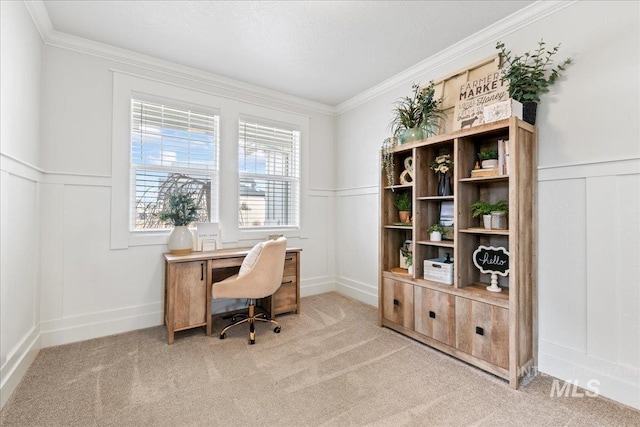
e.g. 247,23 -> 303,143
1,292 -> 639,426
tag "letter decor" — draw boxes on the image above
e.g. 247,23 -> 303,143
472,245 -> 509,293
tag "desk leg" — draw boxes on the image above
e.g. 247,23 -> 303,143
206,260 -> 212,336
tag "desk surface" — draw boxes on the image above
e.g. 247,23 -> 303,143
164,247 -> 302,263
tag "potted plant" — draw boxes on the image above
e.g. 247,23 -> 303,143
496,39 -> 571,124
381,137 -> 398,186
471,200 -> 508,229
478,148 -> 498,169
390,81 -> 445,144
428,223 -> 445,242
400,245 -> 413,275
394,192 -> 412,224
157,192 -> 199,254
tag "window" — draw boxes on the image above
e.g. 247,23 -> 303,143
131,98 -> 219,230
238,118 -> 300,228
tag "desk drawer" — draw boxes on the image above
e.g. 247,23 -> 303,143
273,276 -> 297,314
283,253 -> 298,277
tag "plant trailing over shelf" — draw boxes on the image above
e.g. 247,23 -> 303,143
389,81 -> 445,143
470,200 -> 508,218
157,193 -> 199,226
394,191 -> 412,212
428,223 -> 445,234
381,137 -> 397,187
478,148 -> 498,161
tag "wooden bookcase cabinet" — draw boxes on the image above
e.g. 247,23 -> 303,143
379,117 -> 537,388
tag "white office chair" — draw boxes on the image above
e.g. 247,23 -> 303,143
212,237 -> 287,344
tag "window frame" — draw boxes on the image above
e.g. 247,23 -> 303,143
237,115 -> 301,230
129,95 -> 220,232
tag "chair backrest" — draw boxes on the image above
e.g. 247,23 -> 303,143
212,237 -> 287,300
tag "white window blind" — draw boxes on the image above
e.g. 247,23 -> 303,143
238,119 -> 300,228
131,98 -> 219,230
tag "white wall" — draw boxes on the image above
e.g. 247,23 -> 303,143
0,1 -> 44,408
334,1 -> 639,409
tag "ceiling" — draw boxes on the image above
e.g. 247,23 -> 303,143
41,1 -> 535,106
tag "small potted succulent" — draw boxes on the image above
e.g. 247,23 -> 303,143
394,192 -> 412,224
428,223 -> 445,242
478,148 -> 498,169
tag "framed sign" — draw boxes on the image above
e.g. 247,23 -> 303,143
472,245 -> 509,292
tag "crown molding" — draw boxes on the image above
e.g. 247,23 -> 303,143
22,1 -> 336,116
335,0 -> 578,115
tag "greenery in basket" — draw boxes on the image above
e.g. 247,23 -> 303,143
389,81 -> 445,138
394,192 -> 412,211
428,224 -> 445,234
470,200 -> 508,218
157,193 -> 199,226
496,39 -> 571,103
478,148 -> 498,161
430,153 -> 454,174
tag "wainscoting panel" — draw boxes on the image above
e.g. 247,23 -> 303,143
538,159 -> 640,409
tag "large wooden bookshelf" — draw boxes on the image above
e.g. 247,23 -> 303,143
379,117 -> 537,388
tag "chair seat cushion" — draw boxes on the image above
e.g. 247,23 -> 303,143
238,241 -> 265,276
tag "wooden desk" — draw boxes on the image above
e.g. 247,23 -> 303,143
164,247 -> 301,344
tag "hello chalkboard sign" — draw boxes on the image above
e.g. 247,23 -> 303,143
473,245 -> 510,276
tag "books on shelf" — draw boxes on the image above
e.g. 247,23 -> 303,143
471,167 -> 499,177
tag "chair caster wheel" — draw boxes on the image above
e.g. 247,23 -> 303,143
220,333 -> 226,340
249,339 -> 255,345
274,327 -> 281,334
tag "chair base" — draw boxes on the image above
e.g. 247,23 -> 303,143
219,301 -> 281,344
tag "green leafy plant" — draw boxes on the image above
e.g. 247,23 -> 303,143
496,39 -> 571,103
478,148 -> 498,161
381,137 -> 398,186
394,192 -> 412,211
428,224 -> 445,234
471,200 -> 508,218
400,246 -> 413,267
390,81 -> 445,138
157,193 -> 199,226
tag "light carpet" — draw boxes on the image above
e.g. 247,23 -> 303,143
1,292 -> 638,426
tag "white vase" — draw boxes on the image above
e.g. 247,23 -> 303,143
408,265 -> 414,275
168,226 -> 193,254
482,214 -> 492,229
430,231 -> 442,242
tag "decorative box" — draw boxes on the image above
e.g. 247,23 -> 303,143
424,257 -> 454,285
483,99 -> 523,124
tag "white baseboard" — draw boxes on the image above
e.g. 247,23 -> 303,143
0,326 -> 41,410
539,341 -> 640,410
40,303 -> 163,348
301,276 -> 336,297
335,277 -> 378,308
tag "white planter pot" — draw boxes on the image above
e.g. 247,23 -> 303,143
482,214 -> 492,229
408,265 -> 414,275
430,231 -> 442,242
481,159 -> 498,169
168,226 -> 193,254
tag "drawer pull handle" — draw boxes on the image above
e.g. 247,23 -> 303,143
475,326 -> 484,336
201,263 -> 204,281
285,257 -> 293,261
393,299 -> 400,306
429,311 -> 436,319
281,280 -> 293,285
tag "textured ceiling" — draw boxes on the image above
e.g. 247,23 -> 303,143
42,1 -> 535,106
